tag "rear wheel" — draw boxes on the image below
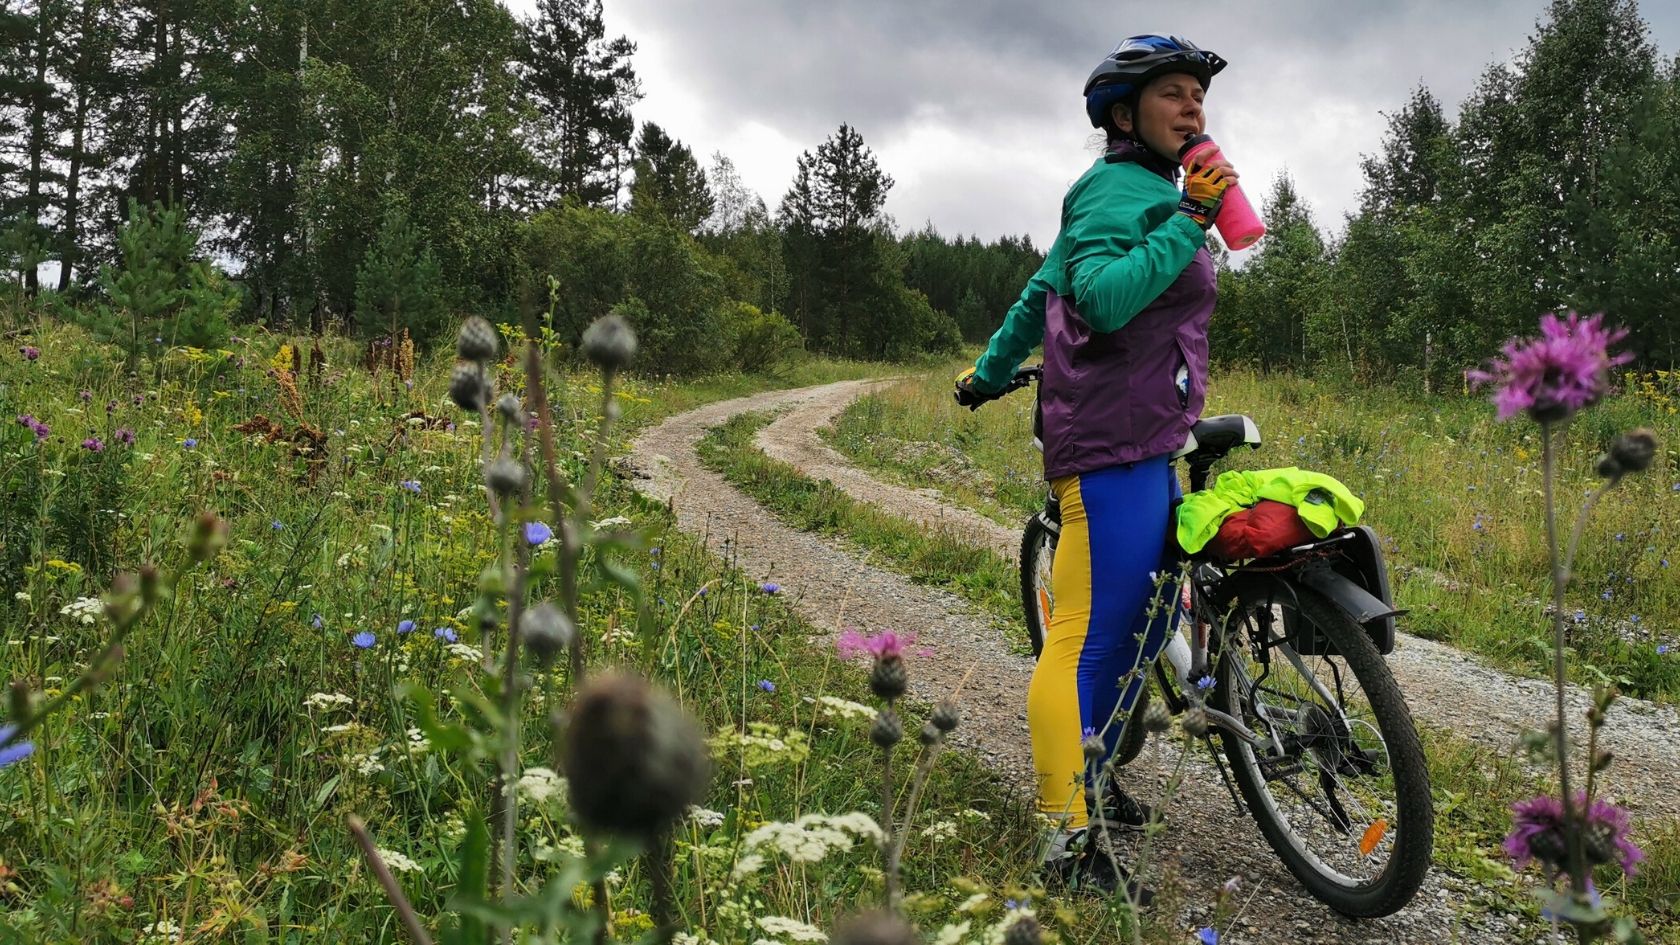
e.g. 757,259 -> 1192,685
1211,587 -> 1432,917
1020,512 -> 1149,767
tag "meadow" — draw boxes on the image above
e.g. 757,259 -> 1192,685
0,321 -> 1128,944
822,360 -> 1680,704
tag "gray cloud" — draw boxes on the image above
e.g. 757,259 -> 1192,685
510,1 -> 1680,251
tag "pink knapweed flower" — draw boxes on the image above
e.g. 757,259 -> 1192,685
1504,793 -> 1644,876
836,628 -> 914,661
1467,312 -> 1632,423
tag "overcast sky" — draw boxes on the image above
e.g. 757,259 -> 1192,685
513,1 -> 1678,258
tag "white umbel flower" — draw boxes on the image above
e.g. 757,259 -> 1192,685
757,916 -> 827,943
375,847 -> 422,873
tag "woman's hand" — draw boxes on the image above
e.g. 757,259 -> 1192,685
1184,152 -> 1239,182
1178,163 -> 1233,229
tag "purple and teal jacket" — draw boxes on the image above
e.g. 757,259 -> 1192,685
972,140 -> 1216,481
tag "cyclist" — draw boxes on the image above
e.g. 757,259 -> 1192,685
953,34 -> 1234,898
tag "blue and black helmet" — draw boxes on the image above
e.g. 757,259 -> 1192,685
1084,35 -> 1227,129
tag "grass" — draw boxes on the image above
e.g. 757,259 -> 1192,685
822,360 -> 1680,704
0,318 -> 1132,943
695,410 -> 1025,643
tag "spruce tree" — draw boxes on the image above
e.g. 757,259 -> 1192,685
520,0 -> 640,208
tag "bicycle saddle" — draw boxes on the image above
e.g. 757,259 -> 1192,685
1173,414 -> 1260,463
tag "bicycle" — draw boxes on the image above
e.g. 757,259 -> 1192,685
994,365 -> 1432,918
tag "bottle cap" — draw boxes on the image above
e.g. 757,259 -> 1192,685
1178,133 -> 1215,164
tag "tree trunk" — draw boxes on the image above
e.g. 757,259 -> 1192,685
23,0 -> 56,295
58,0 -> 98,292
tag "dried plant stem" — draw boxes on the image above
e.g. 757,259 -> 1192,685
886,737 -> 944,891
348,815 -> 434,945
649,829 -> 678,944
880,709 -> 898,911
521,337 -> 590,686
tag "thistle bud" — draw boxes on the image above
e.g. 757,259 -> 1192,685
869,654 -> 908,701
1142,700 -> 1172,734
521,602 -> 574,668
1082,734 -> 1105,763
581,314 -> 637,372
1003,915 -> 1043,945
456,316 -> 500,363
560,672 -> 709,836
188,512 -> 227,563
496,393 -> 526,428
919,721 -> 942,746
931,699 -> 960,732
1181,705 -> 1210,738
1607,428 -> 1657,476
486,457 -> 528,498
870,708 -> 903,748
449,362 -> 488,412
9,680 -> 36,724
832,911 -> 919,945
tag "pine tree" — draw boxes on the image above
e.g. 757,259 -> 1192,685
628,121 -> 713,233
519,0 -> 640,208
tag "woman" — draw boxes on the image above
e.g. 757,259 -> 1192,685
954,34 -> 1235,897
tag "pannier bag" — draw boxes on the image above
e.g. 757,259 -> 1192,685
1203,498 -> 1317,560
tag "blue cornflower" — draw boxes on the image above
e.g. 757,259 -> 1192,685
433,627 -> 458,643
397,619 -> 416,634
1195,675 -> 1216,691
1573,610 -> 1587,624
1630,614 -> 1642,624
1601,589 -> 1614,602
183,437 -> 198,449
1659,644 -> 1670,655
524,521 -> 553,546
750,623 -> 762,632
757,679 -> 776,693
271,520 -> 284,531
0,725 -> 34,769
399,479 -> 421,493
1197,928 -> 1219,945
1615,533 -> 1626,542
352,631 -> 376,649
311,613 -> 324,629
697,587 -> 707,597
1081,726 -> 1096,738
760,582 -> 780,595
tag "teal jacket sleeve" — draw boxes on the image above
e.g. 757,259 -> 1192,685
972,249 -> 1057,392
1063,163 -> 1207,334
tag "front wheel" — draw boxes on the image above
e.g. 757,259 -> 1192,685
1019,511 -> 1150,768
1212,587 -> 1433,917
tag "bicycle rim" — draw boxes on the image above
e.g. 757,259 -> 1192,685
1215,594 -> 1426,902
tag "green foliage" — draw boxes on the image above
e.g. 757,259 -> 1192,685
353,200 -> 450,344
901,226 -> 1044,343
720,301 -> 803,374
83,200 -> 235,365
628,121 -> 713,233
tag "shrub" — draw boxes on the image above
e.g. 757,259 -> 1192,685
82,200 -> 237,367
721,302 -> 803,374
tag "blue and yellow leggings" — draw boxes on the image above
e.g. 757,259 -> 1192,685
1028,456 -> 1181,827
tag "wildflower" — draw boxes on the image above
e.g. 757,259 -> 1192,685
1657,644 -> 1669,655
182,438 -> 197,449
303,692 -> 353,710
81,436 -> 105,453
811,695 -> 878,722
20,346 -> 40,360
114,427 -> 135,445
374,848 -> 422,873
1197,929 -> 1219,945
270,520 -> 284,531
1601,590 -> 1613,602
517,766 -> 566,804
59,597 -> 104,626
485,457 -> 526,496
433,627 -> 457,643
1467,311 -> 1632,423
1573,610 -> 1587,624
396,619 -> 415,634
78,389 -> 91,402
0,725 -> 35,768
399,479 -> 420,494
743,812 -> 884,863
311,613 -> 325,630
1195,674 -> 1216,691
760,582 -> 781,595
456,316 -> 500,362
1505,793 -> 1644,875
835,628 -> 912,661
758,916 -> 827,943
352,631 -> 376,649
449,362 -> 489,411
524,520 -> 553,546
687,806 -> 726,829
580,313 -> 637,372
758,679 -> 776,693
521,601 -> 574,667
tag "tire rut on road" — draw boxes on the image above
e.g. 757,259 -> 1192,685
626,379 -> 1618,944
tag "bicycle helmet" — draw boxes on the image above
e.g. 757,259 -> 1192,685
1084,35 -> 1228,130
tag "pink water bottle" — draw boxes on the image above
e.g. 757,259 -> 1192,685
1178,134 -> 1265,250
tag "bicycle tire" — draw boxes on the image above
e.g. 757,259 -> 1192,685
1019,512 -> 1150,768
1212,586 -> 1433,917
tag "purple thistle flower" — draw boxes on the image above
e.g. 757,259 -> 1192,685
352,631 -> 376,649
78,389 -> 91,402
760,582 -> 781,595
1467,311 -> 1632,423
433,627 -> 457,643
399,479 -> 420,493
20,346 -> 39,361
114,427 -> 135,445
81,437 -> 104,453
105,400 -> 117,413
836,628 -> 913,661
397,619 -> 416,634
523,520 -> 553,546
1505,793 -> 1645,876
0,725 -> 34,768
757,679 -> 776,693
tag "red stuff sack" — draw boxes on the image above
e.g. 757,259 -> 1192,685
1204,499 -> 1317,561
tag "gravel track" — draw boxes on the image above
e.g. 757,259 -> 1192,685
628,378 -> 1680,944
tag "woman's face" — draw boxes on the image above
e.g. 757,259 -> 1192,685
1113,73 -> 1206,159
